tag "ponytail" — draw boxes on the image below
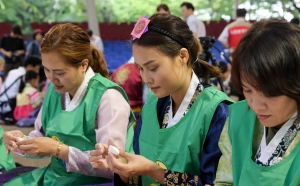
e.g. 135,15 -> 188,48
193,59 -> 222,82
90,45 -> 109,78
191,37 -> 222,81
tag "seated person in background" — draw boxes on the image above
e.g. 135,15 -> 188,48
0,25 -> 25,79
111,56 -> 143,119
212,61 -> 244,102
212,61 -> 231,94
86,29 -> 104,53
14,70 -> 41,127
0,56 -> 6,89
0,56 -> 41,124
25,29 -> 44,59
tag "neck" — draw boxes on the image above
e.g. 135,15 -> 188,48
68,75 -> 85,100
170,70 -> 192,115
222,72 -> 230,81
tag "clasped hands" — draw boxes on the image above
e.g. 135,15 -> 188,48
89,138 -> 164,183
2,130 -> 61,156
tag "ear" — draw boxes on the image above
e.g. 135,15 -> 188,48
178,48 -> 189,65
81,59 -> 89,71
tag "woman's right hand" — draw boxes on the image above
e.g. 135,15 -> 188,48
2,130 -> 24,153
89,143 -> 109,169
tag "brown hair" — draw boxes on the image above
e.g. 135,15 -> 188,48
231,19 -> 300,122
41,23 -> 108,78
156,4 -> 170,13
132,14 -> 221,81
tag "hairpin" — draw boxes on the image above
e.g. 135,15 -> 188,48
131,15 -> 150,40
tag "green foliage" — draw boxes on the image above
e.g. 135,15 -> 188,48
1,0 -> 300,34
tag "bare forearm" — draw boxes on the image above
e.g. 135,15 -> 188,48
0,48 -> 8,56
16,50 -> 25,55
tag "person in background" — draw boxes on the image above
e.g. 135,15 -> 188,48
156,4 -> 170,14
218,8 -> 252,52
0,56 -> 41,124
215,19 -> 300,186
0,56 -> 6,89
290,17 -> 299,26
181,2 -> 206,38
25,29 -> 44,59
14,70 -> 41,126
86,29 -> 104,53
212,61 -> 231,95
111,56 -> 143,120
0,25 -> 25,79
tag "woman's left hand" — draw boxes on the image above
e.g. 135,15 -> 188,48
17,137 -> 60,156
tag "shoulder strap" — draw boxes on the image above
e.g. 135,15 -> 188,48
0,75 -> 24,97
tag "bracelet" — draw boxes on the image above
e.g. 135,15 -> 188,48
55,142 -> 63,157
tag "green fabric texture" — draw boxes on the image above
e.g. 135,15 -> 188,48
229,100 -> 300,186
5,73 -> 135,186
0,126 -> 15,171
139,87 -> 233,185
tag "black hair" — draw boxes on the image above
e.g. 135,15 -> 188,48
218,61 -> 228,74
157,4 -> 170,13
86,29 -> 93,37
180,2 -> 194,11
236,8 -> 247,17
24,55 -> 42,68
231,18 -> 300,122
12,25 -> 22,36
290,17 -> 300,25
132,14 -> 221,81
33,31 -> 44,40
18,70 -> 39,93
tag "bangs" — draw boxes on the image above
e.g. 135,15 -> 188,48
232,32 -> 287,97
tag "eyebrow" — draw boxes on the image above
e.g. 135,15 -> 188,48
43,66 -> 65,72
135,60 -> 156,67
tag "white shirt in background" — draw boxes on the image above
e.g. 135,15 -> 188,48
186,14 -> 206,38
90,35 -> 104,52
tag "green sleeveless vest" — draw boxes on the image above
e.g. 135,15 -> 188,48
139,87 -> 233,185
229,100 -> 300,186
5,73 -> 135,186
0,126 -> 15,171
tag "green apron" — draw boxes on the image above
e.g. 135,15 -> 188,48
0,126 -> 15,171
229,100 -> 300,186
5,73 -> 135,186
139,87 -> 233,185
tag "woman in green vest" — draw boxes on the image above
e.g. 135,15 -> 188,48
1,23 -> 134,185
214,19 -> 300,185
90,14 -> 233,185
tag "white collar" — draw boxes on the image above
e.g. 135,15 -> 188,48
127,56 -> 134,64
236,17 -> 246,22
167,71 -> 199,128
65,67 -> 95,111
257,112 -> 298,165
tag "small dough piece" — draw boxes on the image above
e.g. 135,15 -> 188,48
108,145 -> 120,155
